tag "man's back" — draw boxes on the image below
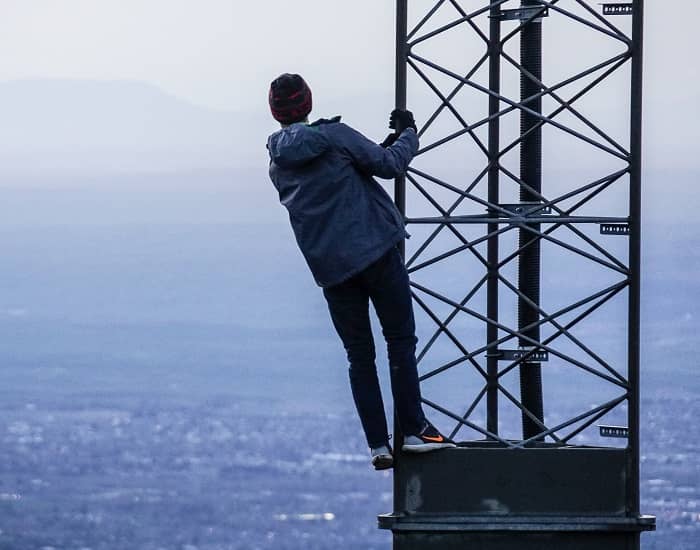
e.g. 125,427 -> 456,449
267,117 -> 418,287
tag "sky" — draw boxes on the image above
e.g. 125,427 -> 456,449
0,0 -> 696,219
0,1 -> 396,112
0,1 -> 695,125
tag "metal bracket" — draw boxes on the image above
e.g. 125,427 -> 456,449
599,425 -> 629,438
497,349 -> 549,362
493,6 -> 549,22
601,3 -> 633,16
600,223 -> 630,235
499,202 -> 552,217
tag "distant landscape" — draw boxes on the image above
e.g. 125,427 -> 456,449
0,79 -> 697,549
0,220 -> 697,549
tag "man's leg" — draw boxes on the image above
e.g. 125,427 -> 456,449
322,278 -> 390,449
366,247 -> 426,437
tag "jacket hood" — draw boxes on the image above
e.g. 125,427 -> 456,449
267,122 -> 331,169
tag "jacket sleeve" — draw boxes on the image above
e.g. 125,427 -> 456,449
331,123 -> 419,179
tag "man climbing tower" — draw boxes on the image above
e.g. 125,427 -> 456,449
266,73 -> 455,470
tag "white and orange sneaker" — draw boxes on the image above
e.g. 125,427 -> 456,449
402,422 -> 456,453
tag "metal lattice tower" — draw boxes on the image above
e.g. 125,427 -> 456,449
379,1 -> 655,548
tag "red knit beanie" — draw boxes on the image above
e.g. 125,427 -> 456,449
269,73 -> 312,125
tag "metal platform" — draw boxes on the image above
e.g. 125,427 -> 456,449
388,531 -> 652,550
380,445 -> 653,547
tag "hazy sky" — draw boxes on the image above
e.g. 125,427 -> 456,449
0,1 -> 396,112
0,1 -> 696,185
0,1 -> 695,113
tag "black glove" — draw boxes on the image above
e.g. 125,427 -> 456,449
380,133 -> 399,148
389,109 -> 417,133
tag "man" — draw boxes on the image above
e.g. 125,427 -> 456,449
266,73 -> 455,470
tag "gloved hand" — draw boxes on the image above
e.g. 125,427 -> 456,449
389,109 -> 417,133
380,133 -> 399,148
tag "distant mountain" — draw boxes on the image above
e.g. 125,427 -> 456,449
0,79 -> 269,174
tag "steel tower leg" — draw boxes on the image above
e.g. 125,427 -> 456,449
395,0 -> 408,261
486,0 -> 502,438
392,0 -> 409,517
518,0 -> 545,440
627,0 -> 645,522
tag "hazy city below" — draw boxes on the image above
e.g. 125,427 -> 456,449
0,217 -> 697,550
0,79 -> 697,549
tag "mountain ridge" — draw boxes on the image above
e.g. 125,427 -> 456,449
0,78 -> 270,173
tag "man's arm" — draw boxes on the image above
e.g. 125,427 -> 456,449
332,123 -> 419,179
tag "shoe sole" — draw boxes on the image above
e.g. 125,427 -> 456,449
372,456 -> 394,470
401,442 -> 457,453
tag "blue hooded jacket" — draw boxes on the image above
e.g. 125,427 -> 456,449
267,117 -> 418,287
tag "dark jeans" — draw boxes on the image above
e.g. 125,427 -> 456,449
322,245 -> 426,448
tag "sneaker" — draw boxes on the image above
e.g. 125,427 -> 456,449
402,422 -> 457,453
370,444 -> 393,470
